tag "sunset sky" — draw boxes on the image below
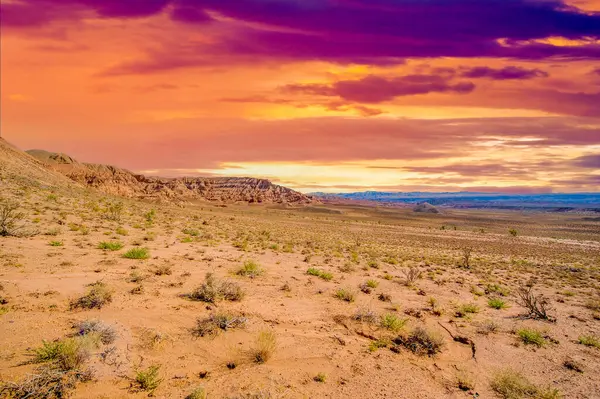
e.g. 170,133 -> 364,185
2,0 -> 600,193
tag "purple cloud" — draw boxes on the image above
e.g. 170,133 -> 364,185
460,66 -> 549,80
283,75 -> 475,103
3,0 -> 600,69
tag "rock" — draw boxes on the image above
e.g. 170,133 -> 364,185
26,149 -> 315,204
413,202 -> 440,214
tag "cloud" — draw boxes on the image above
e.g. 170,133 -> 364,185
459,66 -> 549,80
283,75 -> 476,103
571,154 -> 600,168
4,0 -> 600,71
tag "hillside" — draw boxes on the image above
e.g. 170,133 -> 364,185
0,139 -> 80,195
26,149 -> 314,204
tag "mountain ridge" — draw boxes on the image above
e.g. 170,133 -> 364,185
18,146 -> 314,204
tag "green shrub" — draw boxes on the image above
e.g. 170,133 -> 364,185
237,260 -> 263,278
98,241 -> 123,251
49,241 -> 63,247
365,279 -> 379,288
578,335 -> 600,349
380,314 -> 407,332
313,373 -> 327,383
135,365 -> 162,393
517,328 -> 546,347
186,387 -> 207,399
334,288 -> 356,302
123,248 -> 150,260
490,369 -> 560,399
456,303 -> 480,317
32,336 -> 97,371
307,267 -> 333,281
488,298 -> 509,310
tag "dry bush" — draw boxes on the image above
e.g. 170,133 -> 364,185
251,331 -> 276,363
490,369 -> 560,399
402,266 -> 422,286
70,281 -> 113,310
353,307 -> 378,324
73,320 -> 117,344
393,327 -> 444,356
0,367 -> 93,399
104,201 -> 124,222
0,200 -> 26,237
459,247 -> 473,269
516,286 -> 555,321
193,313 -> 247,337
189,273 -> 244,303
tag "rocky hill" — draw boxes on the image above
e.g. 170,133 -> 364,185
26,149 -> 314,204
0,139 -> 79,193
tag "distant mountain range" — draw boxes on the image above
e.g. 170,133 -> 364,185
311,191 -> 600,212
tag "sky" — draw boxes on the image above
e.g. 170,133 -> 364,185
1,0 -> 600,193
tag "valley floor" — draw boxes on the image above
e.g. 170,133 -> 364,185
1,194 -> 599,398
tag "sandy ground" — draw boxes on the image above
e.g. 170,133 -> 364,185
1,195 -> 600,398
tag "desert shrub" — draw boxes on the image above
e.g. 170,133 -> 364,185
578,335 -> 600,349
490,369 -> 560,399
486,283 -> 510,297
193,313 -> 247,337
98,241 -> 123,251
368,338 -> 390,352
70,282 -> 113,310
338,263 -> 356,273
476,320 -> 500,335
353,307 -> 378,324
394,327 -> 444,356
584,298 -> 600,312
456,303 -> 480,317
237,260 -> 263,278
460,247 -> 473,269
378,293 -> 392,302
313,373 -> 327,383
516,286 -> 554,321
380,314 -> 407,332
32,336 -> 96,372
457,372 -> 475,391
186,386 -> 207,399
73,320 -> 117,344
189,273 -> 244,303
144,209 -> 156,223
49,241 -> 63,247
517,328 -> 546,347
115,226 -> 128,236
123,248 -> 150,260
306,267 -> 333,281
403,266 -> 422,286
0,200 -> 26,237
152,264 -> 172,276
134,365 -> 162,393
334,288 -> 356,302
251,331 -> 276,363
0,367 -> 93,399
509,228 -> 518,237
488,298 -> 509,310
104,202 -> 124,222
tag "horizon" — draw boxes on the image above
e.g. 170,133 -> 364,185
2,0 -> 600,193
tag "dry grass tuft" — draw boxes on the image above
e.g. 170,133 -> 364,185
251,331 -> 277,364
